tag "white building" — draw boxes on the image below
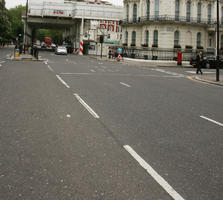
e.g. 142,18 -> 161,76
122,0 -> 223,57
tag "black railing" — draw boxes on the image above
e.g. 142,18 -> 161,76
123,15 -> 217,25
121,47 -> 216,61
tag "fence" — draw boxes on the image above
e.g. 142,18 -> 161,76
122,47 -> 215,61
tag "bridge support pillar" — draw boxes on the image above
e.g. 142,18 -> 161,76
79,18 -> 84,55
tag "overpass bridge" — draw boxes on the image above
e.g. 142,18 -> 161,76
24,0 -> 123,54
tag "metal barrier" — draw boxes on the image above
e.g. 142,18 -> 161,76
121,47 -> 215,61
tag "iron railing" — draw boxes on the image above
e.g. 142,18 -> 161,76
122,15 -> 218,26
121,47 -> 216,61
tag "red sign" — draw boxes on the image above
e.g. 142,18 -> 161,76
53,10 -> 64,15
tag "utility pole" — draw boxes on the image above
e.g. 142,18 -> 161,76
216,0 -> 220,81
23,0 -> 29,53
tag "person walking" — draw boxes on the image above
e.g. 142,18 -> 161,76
196,51 -> 203,75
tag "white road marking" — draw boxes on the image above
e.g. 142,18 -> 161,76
44,60 -> 48,65
186,71 -> 215,74
60,73 -> 181,78
120,82 -> 131,88
200,116 -> 223,127
61,73 -> 91,75
124,145 -> 185,200
56,75 -> 70,88
90,70 -> 96,72
74,93 -> 100,119
151,68 -> 185,77
47,65 -> 54,72
66,114 -> 71,118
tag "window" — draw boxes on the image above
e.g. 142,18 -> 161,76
197,32 -> 201,47
197,2 -> 201,23
132,31 -> 136,45
145,30 -> 149,44
133,4 -> 137,23
126,5 -> 129,22
186,1 -> 191,22
209,38 -> 212,47
125,31 -> 128,44
155,0 -> 159,20
147,0 -> 150,21
208,4 -> 211,24
109,26 -> 113,31
153,30 -> 158,46
175,0 -> 180,21
174,31 -> 180,45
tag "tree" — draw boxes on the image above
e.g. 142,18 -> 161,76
7,5 -> 26,40
0,4 -> 11,44
0,0 -> 6,10
36,29 -> 63,44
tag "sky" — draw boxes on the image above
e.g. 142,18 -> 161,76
5,0 -> 123,9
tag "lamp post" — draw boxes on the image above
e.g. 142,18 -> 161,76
23,0 -> 28,53
216,0 -> 220,81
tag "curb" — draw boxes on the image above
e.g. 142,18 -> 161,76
189,76 -> 223,87
8,56 -> 46,62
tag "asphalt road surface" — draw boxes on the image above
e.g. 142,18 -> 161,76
0,48 -> 223,200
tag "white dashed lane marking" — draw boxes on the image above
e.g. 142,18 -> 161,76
200,116 -> 223,127
74,93 -> 100,119
124,145 -> 185,200
56,75 -> 70,88
120,82 -> 131,88
47,65 -> 54,72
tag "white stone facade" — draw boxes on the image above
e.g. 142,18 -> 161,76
122,0 -> 223,52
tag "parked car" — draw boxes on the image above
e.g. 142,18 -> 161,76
190,55 -> 223,69
55,46 -> 67,55
189,56 -> 197,67
203,56 -> 223,69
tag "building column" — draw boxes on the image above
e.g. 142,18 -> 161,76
79,17 -> 84,55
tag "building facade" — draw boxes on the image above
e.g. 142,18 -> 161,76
122,0 -> 223,55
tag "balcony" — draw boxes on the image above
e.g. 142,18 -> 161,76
122,15 -> 217,26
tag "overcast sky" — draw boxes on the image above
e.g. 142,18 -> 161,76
5,0 -> 123,9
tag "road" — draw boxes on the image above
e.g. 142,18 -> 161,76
0,48 -> 223,200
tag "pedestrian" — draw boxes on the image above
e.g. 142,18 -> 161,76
112,50 -> 115,59
108,49 -> 112,59
196,51 -> 203,75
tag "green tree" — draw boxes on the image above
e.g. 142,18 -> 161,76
7,5 -> 26,40
0,7 -> 11,43
36,29 -> 63,44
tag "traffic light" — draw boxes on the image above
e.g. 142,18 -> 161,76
17,27 -> 23,39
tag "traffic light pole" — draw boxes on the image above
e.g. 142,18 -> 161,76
23,0 -> 29,54
216,0 -> 220,81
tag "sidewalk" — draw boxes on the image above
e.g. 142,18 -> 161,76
90,55 -> 191,68
10,53 -> 45,61
191,73 -> 223,87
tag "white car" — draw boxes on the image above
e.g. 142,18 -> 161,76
55,46 -> 67,55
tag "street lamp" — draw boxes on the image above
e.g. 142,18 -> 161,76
216,0 -> 220,81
